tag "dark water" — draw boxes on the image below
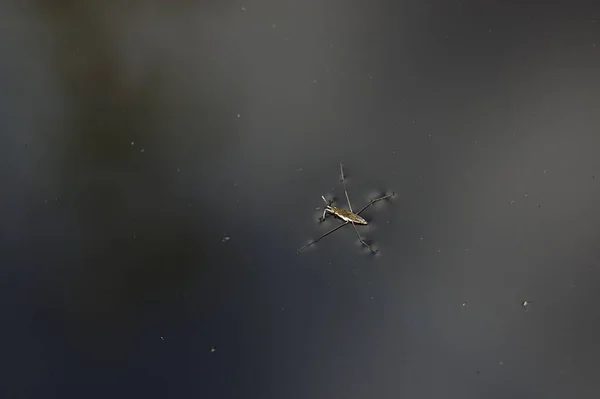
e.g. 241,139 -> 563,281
2,1 -> 600,398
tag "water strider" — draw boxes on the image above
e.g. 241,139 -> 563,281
297,163 -> 394,254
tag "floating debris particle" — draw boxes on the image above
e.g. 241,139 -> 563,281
130,141 -> 135,146
160,336 -> 164,341
237,113 -> 241,118
210,347 -> 216,353
222,235 -> 231,243
461,302 -> 468,308
140,148 -> 145,153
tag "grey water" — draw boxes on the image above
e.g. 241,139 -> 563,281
2,1 -> 600,398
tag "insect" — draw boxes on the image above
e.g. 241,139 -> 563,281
297,162 -> 394,254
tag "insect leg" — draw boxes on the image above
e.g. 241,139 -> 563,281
350,222 -> 378,254
339,162 -> 354,212
319,208 -> 328,222
319,195 -> 332,222
356,193 -> 395,216
297,222 -> 349,253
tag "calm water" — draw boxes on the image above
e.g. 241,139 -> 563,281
2,1 -> 600,398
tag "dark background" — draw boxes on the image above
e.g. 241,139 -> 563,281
2,1 -> 600,398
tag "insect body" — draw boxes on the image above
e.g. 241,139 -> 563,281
298,163 -> 394,254
322,196 -> 367,225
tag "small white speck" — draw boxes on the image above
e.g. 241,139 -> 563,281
160,336 -> 164,341
177,168 -> 180,172
525,192 -> 528,197
522,300 -> 529,310
140,148 -> 145,153
240,6 -> 246,11
510,200 -> 515,205
428,134 -> 432,139
210,347 -> 216,353
222,235 -> 230,243
237,113 -> 241,118
462,302 -> 468,307
370,296 -> 374,300
312,79 -> 317,84
544,169 -> 547,174
130,141 -> 134,146
420,237 -> 423,240
499,361 -> 504,366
